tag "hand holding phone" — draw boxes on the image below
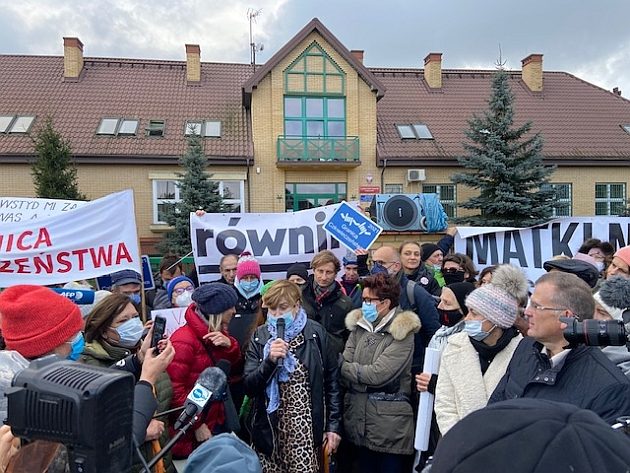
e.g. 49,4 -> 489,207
151,316 -> 167,354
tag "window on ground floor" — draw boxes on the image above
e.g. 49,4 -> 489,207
422,183 -> 456,218
541,183 -> 572,217
285,183 -> 347,212
595,183 -> 626,215
152,179 -> 245,223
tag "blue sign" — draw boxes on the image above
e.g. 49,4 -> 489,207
96,255 -> 154,291
324,202 -> 383,251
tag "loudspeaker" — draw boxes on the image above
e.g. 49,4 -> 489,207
370,194 -> 427,231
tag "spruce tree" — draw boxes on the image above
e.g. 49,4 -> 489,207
158,131 -> 224,255
31,117 -> 86,200
451,69 -> 557,226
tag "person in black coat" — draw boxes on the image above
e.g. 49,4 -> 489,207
243,280 -> 342,472
488,271 -> 630,424
301,250 -> 353,355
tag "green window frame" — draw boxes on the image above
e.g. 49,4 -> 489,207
284,97 -> 346,138
285,183 -> 347,212
595,183 -> 626,215
284,42 -> 345,95
541,183 -> 572,217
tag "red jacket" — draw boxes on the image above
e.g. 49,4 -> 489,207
166,303 -> 241,457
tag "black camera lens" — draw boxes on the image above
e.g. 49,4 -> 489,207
562,317 -> 627,347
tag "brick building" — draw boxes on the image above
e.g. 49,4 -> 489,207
1,18 -> 629,253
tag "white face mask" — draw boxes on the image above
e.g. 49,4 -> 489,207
175,291 -> 193,307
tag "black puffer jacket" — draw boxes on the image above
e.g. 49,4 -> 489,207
243,319 -> 342,456
408,264 -> 442,298
301,275 -> 353,354
488,337 -> 630,424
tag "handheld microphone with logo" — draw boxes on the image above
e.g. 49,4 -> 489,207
276,317 -> 286,368
174,366 -> 227,430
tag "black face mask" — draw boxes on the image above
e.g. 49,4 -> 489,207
443,271 -> 466,285
438,308 -> 464,327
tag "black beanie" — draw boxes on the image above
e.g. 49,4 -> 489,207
192,283 -> 238,316
421,243 -> 441,262
286,263 -> 308,281
430,398 -> 630,473
445,282 -> 476,315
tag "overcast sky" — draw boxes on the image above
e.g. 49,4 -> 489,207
2,0 -> 629,97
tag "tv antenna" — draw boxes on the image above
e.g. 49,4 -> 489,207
247,8 -> 264,70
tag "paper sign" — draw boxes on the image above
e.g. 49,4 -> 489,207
150,307 -> 188,336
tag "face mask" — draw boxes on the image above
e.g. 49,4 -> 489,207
370,263 -> 389,276
128,293 -> 141,305
67,333 -> 85,361
595,261 -> 604,272
464,319 -> 493,341
239,279 -> 259,293
267,311 -> 295,331
443,271 -> 466,285
175,291 -> 193,307
115,317 -> 144,348
362,302 -> 379,323
438,308 -> 463,327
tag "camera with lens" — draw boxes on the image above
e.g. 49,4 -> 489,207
561,309 -> 630,351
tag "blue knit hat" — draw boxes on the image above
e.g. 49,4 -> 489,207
166,275 -> 195,302
343,253 -> 358,266
192,283 -> 238,316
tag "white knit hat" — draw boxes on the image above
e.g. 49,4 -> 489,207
466,285 -> 519,329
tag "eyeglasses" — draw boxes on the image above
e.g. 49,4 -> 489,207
527,301 -> 566,312
372,260 -> 394,267
173,285 -> 194,296
362,297 -> 383,305
443,268 -> 465,274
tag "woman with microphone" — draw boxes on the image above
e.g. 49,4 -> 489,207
243,280 -> 342,473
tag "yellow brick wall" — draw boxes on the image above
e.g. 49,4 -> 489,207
63,45 -> 83,78
249,31 -> 379,213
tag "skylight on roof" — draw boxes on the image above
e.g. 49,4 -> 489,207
147,120 -> 165,137
118,119 -> 139,135
204,121 -> 221,138
623,124 -> 630,135
97,118 -> 119,135
0,116 -> 14,133
397,123 -> 433,140
185,121 -> 202,135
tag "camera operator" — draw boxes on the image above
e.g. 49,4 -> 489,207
488,272 -> 630,424
0,284 -> 175,471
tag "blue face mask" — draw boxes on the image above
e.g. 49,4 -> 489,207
370,263 -> 389,276
267,311 -> 295,332
464,320 -> 493,341
239,279 -> 259,293
128,293 -> 141,305
115,317 -> 144,348
362,302 -> 379,323
67,332 -> 85,361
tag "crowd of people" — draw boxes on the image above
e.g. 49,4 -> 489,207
1,235 -> 630,472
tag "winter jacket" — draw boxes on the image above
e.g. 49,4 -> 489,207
602,346 -> 630,379
341,308 -> 421,455
230,292 -> 262,354
408,264 -> 442,298
243,319 -> 342,456
488,337 -> 630,424
167,303 -> 242,457
434,331 -> 522,434
301,275 -> 353,354
340,275 -> 363,309
80,339 -> 176,473
397,273 -> 441,373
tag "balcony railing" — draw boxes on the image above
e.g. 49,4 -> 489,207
277,136 -> 360,163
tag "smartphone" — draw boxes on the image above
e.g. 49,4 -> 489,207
151,316 -> 167,354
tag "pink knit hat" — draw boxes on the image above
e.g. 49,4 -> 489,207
614,245 -> 630,267
465,284 -> 519,329
236,252 -> 261,280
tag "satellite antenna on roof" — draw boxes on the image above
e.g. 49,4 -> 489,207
247,8 -> 264,70
495,44 -> 507,70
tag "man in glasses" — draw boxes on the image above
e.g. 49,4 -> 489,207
488,271 -> 630,423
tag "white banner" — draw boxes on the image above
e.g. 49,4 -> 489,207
454,217 -> 630,283
191,204 -> 348,282
0,197 -> 87,224
0,190 -> 141,287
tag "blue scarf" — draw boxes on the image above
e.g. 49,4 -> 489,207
263,307 -> 308,413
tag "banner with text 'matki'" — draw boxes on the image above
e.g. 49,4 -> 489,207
0,190 -> 141,287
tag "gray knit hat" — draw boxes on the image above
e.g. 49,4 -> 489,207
466,284 -> 518,329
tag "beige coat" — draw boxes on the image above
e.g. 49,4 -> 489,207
341,308 -> 421,455
435,331 -> 522,434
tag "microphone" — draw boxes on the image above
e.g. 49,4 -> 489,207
174,367 -> 227,430
276,318 -> 286,368
215,360 -> 240,433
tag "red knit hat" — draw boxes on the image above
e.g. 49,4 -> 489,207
0,285 -> 83,359
236,252 -> 261,280
614,245 -> 630,267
